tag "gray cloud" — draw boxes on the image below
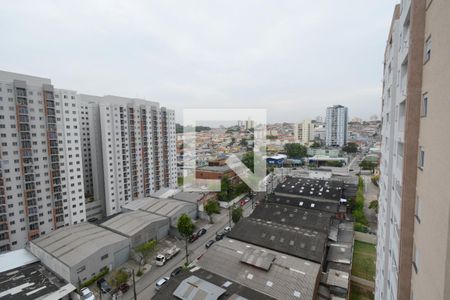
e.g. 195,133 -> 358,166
0,0 -> 393,122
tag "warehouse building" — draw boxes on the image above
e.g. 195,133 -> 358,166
122,197 -> 197,228
29,223 -> 130,284
100,210 -> 170,247
197,239 -> 321,300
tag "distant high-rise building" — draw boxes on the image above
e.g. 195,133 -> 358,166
315,115 -> 323,123
325,105 -> 348,147
0,71 -> 86,252
377,1 -> 450,300
245,118 -> 254,130
78,95 -> 177,217
296,119 -> 314,145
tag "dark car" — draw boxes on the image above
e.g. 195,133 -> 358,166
188,234 -> 198,243
97,278 -> 112,294
171,266 -> 183,277
205,240 -> 215,248
197,228 -> 207,237
215,232 -> 225,241
117,283 -> 129,294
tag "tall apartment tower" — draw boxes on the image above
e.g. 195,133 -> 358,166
377,1 -> 450,299
78,95 -> 177,217
325,105 -> 348,147
0,71 -> 86,253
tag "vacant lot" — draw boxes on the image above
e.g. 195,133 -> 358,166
352,240 -> 376,281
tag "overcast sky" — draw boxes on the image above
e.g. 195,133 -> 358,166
0,1 -> 395,123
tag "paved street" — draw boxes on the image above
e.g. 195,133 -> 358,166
122,210 -> 232,300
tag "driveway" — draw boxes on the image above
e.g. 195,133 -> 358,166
362,175 -> 378,233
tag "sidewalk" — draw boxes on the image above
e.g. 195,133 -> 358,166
363,175 -> 378,233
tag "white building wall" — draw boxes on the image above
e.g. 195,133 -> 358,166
325,105 -> 348,147
376,3 -> 409,299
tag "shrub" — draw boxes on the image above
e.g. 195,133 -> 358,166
354,222 -> 369,233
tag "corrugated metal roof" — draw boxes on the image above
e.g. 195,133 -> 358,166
173,275 -> 226,300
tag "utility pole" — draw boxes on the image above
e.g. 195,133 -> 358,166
132,269 -> 137,300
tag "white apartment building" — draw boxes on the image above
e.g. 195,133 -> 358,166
79,95 -> 177,217
0,71 -> 86,253
325,105 -> 348,147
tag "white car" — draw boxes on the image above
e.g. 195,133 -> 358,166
80,287 -> 95,300
155,277 -> 170,290
224,226 -> 231,233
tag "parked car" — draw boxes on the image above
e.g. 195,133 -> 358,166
205,240 -> 215,248
80,287 -> 96,300
224,226 -> 231,233
215,232 -> 225,241
197,228 -> 207,237
117,283 -> 130,294
155,277 -> 170,290
170,266 -> 183,277
97,278 -> 112,294
188,234 -> 198,243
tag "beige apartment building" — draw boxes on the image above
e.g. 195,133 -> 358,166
377,1 -> 450,299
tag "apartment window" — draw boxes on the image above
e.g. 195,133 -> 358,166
418,146 -> 425,169
421,93 -> 428,117
413,244 -> 419,273
415,196 -> 421,223
424,35 -> 432,63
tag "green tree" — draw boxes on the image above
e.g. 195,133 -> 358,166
204,199 -> 220,224
218,176 -> 233,202
369,200 -> 378,213
135,239 -> 157,265
359,160 -> 376,173
310,141 -> 321,148
342,142 -> 359,153
241,151 -> 254,172
284,143 -> 307,158
232,206 -> 243,223
113,269 -> 129,287
177,214 -> 195,265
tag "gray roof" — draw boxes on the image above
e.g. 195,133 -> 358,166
152,267 -> 275,300
326,243 -> 353,265
228,217 -> 328,263
268,194 -> 340,214
101,211 -> 168,237
173,275 -> 226,300
197,239 -> 320,300
240,248 -> 276,271
326,269 -> 350,290
274,177 -> 343,201
0,260 -> 75,300
123,197 -> 196,218
172,191 -> 205,203
31,223 -> 128,267
250,203 -> 332,233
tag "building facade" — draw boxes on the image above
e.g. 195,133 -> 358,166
377,1 -> 450,299
79,95 -> 177,217
325,105 -> 348,147
0,71 -> 86,253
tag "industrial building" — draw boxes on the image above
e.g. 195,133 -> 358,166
122,197 -> 197,228
197,238 -> 321,300
100,210 -> 170,247
29,222 -> 130,284
0,249 -> 76,300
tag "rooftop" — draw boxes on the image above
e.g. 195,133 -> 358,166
274,177 -> 344,201
326,243 -> 353,265
30,223 -> 128,267
267,195 -> 340,214
0,250 -> 75,300
173,275 -> 226,300
123,197 -> 195,218
197,165 -> 232,173
197,239 -> 320,300
172,191 -> 206,203
153,267 -> 275,300
100,210 -> 167,237
251,203 -> 332,233
228,217 -> 327,263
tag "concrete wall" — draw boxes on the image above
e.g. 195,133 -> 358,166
130,219 -> 170,247
29,242 -> 71,283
